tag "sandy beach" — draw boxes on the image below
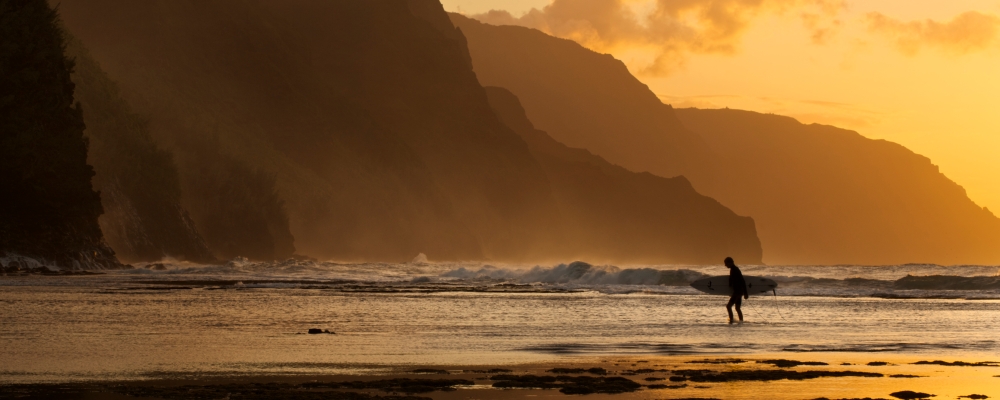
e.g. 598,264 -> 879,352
3,354 -> 997,400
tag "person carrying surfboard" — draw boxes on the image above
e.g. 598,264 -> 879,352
725,257 -> 749,324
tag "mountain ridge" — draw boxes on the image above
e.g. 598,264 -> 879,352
454,13 -> 1000,265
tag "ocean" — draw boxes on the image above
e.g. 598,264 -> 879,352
2,259 -> 999,384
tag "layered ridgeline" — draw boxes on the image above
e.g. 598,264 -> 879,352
453,14 -> 1000,265
485,87 -> 761,263
55,0 -> 763,263
0,0 -> 121,269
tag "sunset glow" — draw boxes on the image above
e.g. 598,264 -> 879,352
445,0 -> 1000,214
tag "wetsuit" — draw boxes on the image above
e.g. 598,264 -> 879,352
727,265 -> 748,321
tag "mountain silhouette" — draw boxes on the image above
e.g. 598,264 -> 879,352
486,87 -> 762,264
1,0 -> 121,269
54,0 -> 762,263
675,108 -> 1000,265
454,14 -> 1000,265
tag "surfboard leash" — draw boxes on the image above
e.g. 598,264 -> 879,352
771,288 -> 790,322
745,296 -> 770,324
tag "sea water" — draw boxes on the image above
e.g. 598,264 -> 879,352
1,259 -> 999,383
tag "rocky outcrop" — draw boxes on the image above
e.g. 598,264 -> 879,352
0,0 -> 123,270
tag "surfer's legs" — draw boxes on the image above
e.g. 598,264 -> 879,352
735,297 -> 743,322
727,295 -> 743,323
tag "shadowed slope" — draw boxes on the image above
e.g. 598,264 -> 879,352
67,37 -> 216,263
56,0 -> 561,261
450,14 -> 711,181
486,87 -> 762,264
457,14 -> 1000,265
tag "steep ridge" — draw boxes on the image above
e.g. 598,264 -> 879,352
0,0 -> 121,269
67,37 -> 216,263
450,14 -> 711,181
674,109 -> 1000,265
56,0 -> 561,261
485,87 -> 762,264
455,14 -> 1000,265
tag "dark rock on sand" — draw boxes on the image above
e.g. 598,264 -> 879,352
464,368 -> 512,374
913,360 -> 999,367
490,374 -> 641,394
410,369 -> 450,375
813,398 -> 890,400
547,367 -> 608,375
672,369 -> 881,382
889,374 -> 923,378
686,358 -> 748,364
867,361 -> 890,366
647,383 -> 688,389
620,368 -> 670,375
644,377 -> 666,381
669,376 -> 688,382
757,359 -> 829,368
958,395 -> 989,399
890,391 -> 935,399
308,329 -> 335,334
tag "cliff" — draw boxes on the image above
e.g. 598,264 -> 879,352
53,0 -> 763,263
449,14 -> 711,182
67,37 -> 217,263
455,14 -> 1000,265
486,87 -> 762,264
56,0 -> 558,261
674,109 -> 1000,265
0,0 -> 122,269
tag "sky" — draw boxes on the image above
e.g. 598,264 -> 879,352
442,0 -> 1000,215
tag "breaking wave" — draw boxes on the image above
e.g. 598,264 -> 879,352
442,261 -> 707,286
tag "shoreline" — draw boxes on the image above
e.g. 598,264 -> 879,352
3,354 -> 997,400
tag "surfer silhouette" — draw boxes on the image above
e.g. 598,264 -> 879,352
725,257 -> 748,324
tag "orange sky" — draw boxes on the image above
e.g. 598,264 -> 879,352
443,0 -> 1000,215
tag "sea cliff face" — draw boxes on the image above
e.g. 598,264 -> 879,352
52,0 -> 763,264
454,14 -> 1000,265
67,38 -> 217,264
0,0 -> 122,269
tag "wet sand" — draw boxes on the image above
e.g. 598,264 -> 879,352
3,354 -> 996,400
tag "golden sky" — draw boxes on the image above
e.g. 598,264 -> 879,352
443,0 -> 1000,215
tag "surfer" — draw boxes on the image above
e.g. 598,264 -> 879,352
725,257 -> 748,324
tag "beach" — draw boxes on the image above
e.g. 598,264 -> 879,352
2,260 -> 999,399
2,355 -> 997,399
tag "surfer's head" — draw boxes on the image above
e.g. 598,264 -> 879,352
724,257 -> 736,268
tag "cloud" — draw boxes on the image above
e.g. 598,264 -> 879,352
472,0 -> 846,75
865,11 -> 1000,56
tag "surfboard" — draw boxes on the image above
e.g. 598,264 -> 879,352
690,275 -> 777,296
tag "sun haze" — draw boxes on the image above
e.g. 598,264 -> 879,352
443,0 -> 1000,216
